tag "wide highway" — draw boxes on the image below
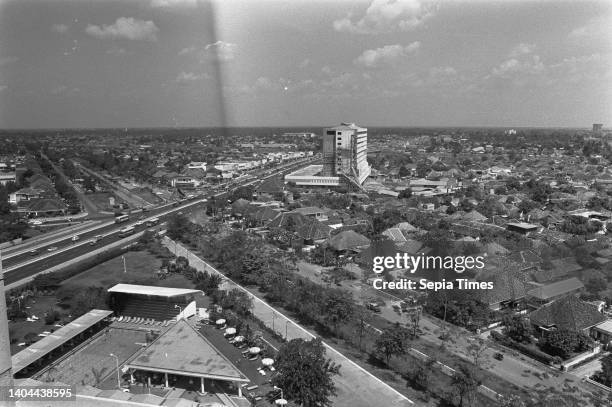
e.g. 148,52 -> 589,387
2,155 -> 320,287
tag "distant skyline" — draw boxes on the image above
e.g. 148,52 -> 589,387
0,0 -> 611,129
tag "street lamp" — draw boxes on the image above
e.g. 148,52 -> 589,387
272,311 -> 276,331
109,353 -> 121,389
285,320 -> 290,340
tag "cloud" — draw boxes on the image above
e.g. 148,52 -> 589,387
178,46 -> 197,56
508,43 -> 535,57
321,65 -> 333,75
354,42 -> 420,67
0,56 -> 18,66
175,71 -> 209,83
85,17 -> 159,41
0,85 -> 7,93
333,0 -> 434,34
299,58 -> 311,69
204,41 -> 237,62
489,43 -> 545,79
106,47 -> 129,56
52,24 -> 69,34
569,16 -> 611,45
491,55 -> 544,77
151,0 -> 199,7
50,85 -> 80,95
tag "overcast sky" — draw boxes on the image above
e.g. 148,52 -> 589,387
0,0 -> 610,128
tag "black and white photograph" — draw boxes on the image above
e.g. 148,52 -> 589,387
0,0 -> 611,406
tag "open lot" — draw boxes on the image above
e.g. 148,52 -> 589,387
86,192 -> 117,213
61,250 -> 194,290
8,295 -> 69,355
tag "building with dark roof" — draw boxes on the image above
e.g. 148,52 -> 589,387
529,296 -> 605,336
125,319 -> 249,396
527,277 -> 584,307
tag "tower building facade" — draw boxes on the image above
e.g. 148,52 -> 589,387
322,123 -> 371,185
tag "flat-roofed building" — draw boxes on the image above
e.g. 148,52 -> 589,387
285,164 -> 341,186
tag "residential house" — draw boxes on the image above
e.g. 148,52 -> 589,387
327,230 -> 371,252
530,295 -> 605,337
526,277 -> 584,307
291,207 -> 328,222
532,258 -> 582,283
0,172 -> 16,186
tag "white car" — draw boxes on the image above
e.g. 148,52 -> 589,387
29,220 -> 43,226
71,235 -> 79,242
47,246 -> 58,252
135,220 -> 145,226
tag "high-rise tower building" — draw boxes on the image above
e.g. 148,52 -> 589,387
322,123 -> 371,185
593,123 -> 604,135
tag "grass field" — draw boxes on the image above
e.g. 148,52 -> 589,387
87,192 -> 116,212
61,250 -> 195,290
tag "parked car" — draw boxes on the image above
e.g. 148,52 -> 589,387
366,303 -> 381,313
494,352 -> 504,361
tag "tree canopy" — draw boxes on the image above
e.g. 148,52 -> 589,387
272,338 -> 340,407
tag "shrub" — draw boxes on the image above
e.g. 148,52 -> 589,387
490,330 -> 556,364
44,309 -> 60,325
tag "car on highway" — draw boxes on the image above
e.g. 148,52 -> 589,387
71,235 -> 79,242
29,220 -> 43,226
47,246 -> 58,252
89,235 -> 103,245
29,249 -> 39,256
135,220 -> 145,226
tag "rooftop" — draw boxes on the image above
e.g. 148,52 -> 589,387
285,164 -> 324,177
593,320 -> 612,334
108,284 -> 201,298
527,277 -> 584,300
126,319 -> 249,382
12,309 -> 113,373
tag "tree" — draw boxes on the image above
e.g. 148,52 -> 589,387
497,394 -> 526,407
594,353 -> 612,386
167,213 -> 191,240
374,323 -> 410,366
272,338 -> 340,407
451,364 -> 481,407
466,337 -> 488,368
540,329 -> 593,359
219,289 -> 253,316
193,270 -> 222,295
398,188 -> 412,199
322,289 -> 355,335
406,307 -> 421,338
502,315 -> 533,343
353,306 -> 372,353
585,274 -> 607,294
24,332 -> 38,345
82,176 -> 96,193
411,359 -> 435,391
